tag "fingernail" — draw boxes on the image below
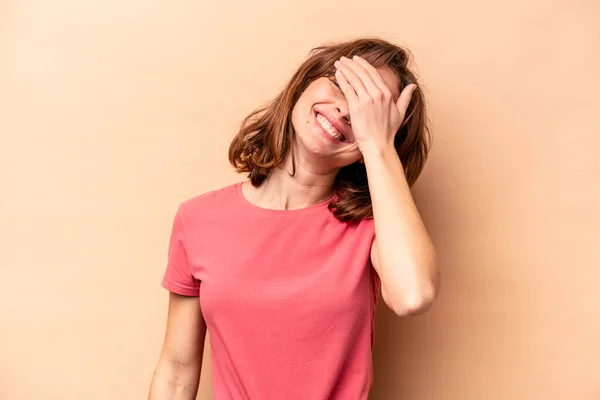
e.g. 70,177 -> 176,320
353,55 -> 360,60
334,61 -> 340,67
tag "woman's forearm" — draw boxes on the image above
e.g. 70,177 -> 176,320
148,358 -> 202,400
363,144 -> 440,315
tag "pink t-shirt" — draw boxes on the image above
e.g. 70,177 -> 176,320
162,182 -> 381,399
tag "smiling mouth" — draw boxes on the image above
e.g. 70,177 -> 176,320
315,111 -> 348,142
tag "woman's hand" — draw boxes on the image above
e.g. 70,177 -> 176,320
334,55 -> 416,155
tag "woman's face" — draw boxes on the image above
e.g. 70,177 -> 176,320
290,66 -> 400,170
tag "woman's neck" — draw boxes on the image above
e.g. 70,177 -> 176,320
247,161 -> 337,211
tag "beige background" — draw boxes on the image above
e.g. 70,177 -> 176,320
1,1 -> 599,399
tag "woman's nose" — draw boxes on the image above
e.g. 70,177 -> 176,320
336,107 -> 351,124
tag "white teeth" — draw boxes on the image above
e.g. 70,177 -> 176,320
316,113 -> 343,141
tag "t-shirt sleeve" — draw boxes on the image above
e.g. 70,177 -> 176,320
161,206 -> 200,296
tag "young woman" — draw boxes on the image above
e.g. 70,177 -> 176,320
149,37 -> 440,400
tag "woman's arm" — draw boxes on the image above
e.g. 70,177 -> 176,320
149,292 -> 206,400
364,146 -> 440,316
333,55 -> 440,317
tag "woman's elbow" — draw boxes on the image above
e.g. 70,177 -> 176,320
386,270 -> 440,316
399,288 -> 437,316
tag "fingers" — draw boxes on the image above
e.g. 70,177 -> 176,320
334,58 -> 371,100
351,55 -> 392,97
334,69 -> 358,104
395,84 -> 417,116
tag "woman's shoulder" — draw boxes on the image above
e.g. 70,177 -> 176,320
177,181 -> 240,217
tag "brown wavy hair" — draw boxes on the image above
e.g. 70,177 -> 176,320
228,37 -> 431,223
